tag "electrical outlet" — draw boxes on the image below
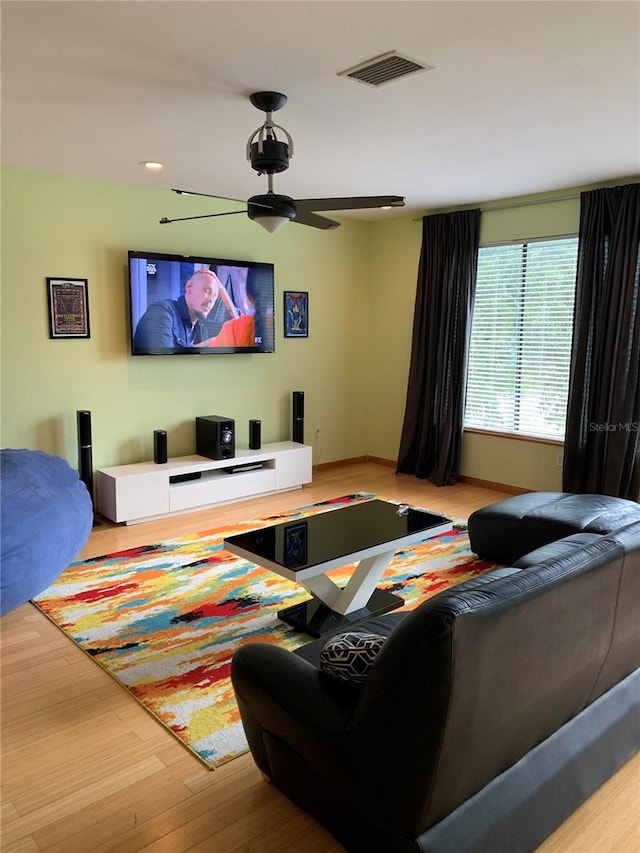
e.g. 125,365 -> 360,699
314,425 -> 321,438
556,452 -> 564,466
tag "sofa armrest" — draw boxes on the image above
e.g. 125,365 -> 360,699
232,643 -> 357,730
231,642 -> 360,776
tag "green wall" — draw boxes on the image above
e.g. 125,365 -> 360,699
1,168 -> 369,471
2,168 -> 635,493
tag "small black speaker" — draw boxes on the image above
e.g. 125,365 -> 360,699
154,430 -> 168,464
292,391 -> 304,444
196,415 -> 235,460
76,410 -> 94,503
249,419 -> 261,450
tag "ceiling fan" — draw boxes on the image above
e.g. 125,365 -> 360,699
160,91 -> 406,233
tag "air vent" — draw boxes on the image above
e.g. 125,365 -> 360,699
338,51 -> 433,87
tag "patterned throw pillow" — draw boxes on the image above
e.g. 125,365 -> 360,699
319,631 -> 386,686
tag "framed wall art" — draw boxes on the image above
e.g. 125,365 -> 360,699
283,291 -> 308,338
47,277 -> 90,339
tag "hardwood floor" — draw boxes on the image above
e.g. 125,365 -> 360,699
2,463 -> 639,852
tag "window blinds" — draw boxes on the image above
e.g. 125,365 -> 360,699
465,237 -> 578,439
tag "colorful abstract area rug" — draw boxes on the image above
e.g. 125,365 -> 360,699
33,493 -> 496,769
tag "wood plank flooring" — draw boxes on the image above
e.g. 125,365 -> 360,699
2,463 -> 639,852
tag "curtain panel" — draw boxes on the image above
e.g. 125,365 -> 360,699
563,183 -> 640,500
397,208 -> 481,486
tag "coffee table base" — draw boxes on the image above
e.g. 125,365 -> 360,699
278,588 -> 403,638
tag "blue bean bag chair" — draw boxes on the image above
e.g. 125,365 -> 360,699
1,449 -> 93,616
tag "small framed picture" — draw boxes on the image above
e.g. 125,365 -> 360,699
283,291 -> 308,338
283,521 -> 308,568
47,278 -> 90,339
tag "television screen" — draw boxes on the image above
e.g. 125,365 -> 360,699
128,250 -> 275,355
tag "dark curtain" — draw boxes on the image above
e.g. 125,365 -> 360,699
396,208 -> 481,486
563,183 -> 640,499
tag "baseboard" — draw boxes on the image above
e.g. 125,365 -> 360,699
363,455 -> 396,468
457,475 -> 531,495
314,456 -> 531,495
314,456 -> 367,471
314,456 -> 397,471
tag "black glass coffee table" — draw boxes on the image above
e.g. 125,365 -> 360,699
223,498 -> 452,637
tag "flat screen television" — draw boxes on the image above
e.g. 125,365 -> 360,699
128,250 -> 275,355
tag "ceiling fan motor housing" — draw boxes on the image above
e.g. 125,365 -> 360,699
249,138 -> 290,174
247,193 -> 296,222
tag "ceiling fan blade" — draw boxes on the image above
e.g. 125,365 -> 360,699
171,188 -> 246,204
159,210 -> 247,225
173,188 -> 275,211
292,209 -> 341,230
295,195 -> 406,213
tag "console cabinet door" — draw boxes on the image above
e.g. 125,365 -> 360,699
99,471 -> 169,523
275,445 -> 312,490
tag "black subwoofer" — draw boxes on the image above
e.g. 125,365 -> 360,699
196,415 -> 235,460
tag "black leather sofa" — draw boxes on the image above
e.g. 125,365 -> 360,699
231,494 -> 640,853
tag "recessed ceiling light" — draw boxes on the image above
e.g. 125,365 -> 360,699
140,160 -> 164,171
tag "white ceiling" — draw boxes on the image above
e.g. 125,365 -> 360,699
2,0 -> 639,222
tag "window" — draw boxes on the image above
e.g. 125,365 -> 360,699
464,237 -> 578,439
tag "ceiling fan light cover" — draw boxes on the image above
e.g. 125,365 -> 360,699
248,194 -> 296,231
253,215 -> 291,233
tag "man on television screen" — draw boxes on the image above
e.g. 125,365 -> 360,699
133,269 -> 238,351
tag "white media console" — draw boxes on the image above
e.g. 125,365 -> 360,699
97,441 -> 313,525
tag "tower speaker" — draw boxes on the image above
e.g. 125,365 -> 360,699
76,410 -> 94,503
196,415 -> 235,460
292,391 -> 304,444
249,419 -> 261,450
154,430 -> 168,464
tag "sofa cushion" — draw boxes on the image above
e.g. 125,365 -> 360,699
319,631 -> 386,686
296,568 -> 522,673
514,532 -> 605,569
